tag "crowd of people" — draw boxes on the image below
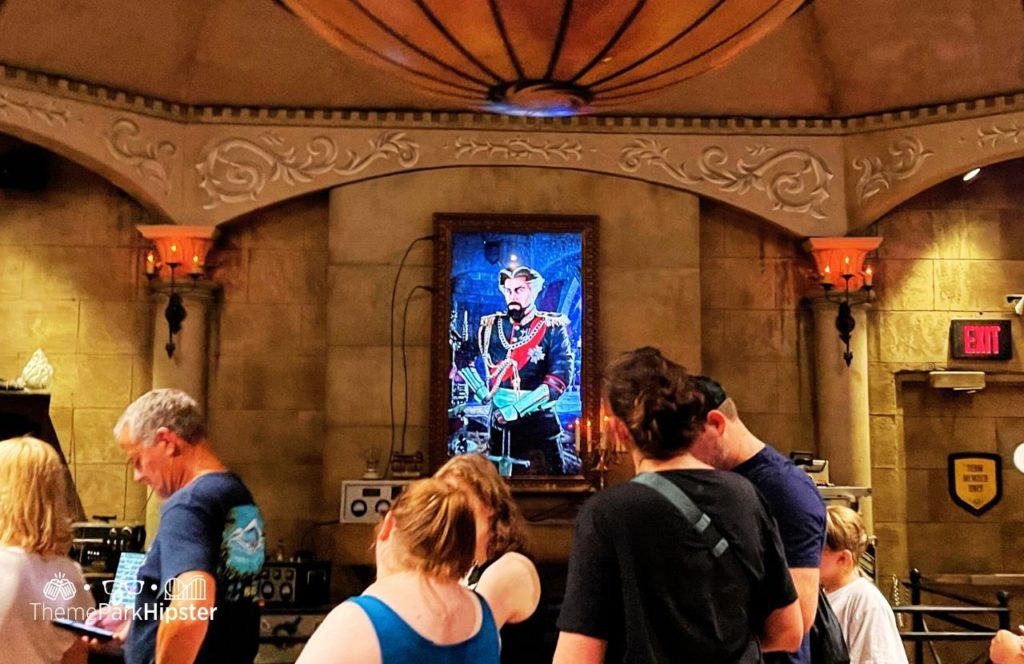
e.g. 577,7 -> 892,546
0,348 -> 1011,663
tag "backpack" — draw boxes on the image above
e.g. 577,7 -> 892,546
810,586 -> 851,664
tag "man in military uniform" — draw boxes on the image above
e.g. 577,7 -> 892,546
458,265 -> 575,475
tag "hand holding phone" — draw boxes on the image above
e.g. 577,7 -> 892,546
52,618 -> 115,642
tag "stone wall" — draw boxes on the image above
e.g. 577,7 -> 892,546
0,155 -> 153,522
207,194 -> 330,554
9,146 -> 1022,619
699,200 -> 817,454
323,167 -> 702,566
866,158 -> 1024,586
0,148 -> 331,555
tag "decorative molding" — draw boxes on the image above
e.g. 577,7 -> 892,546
451,137 -> 583,161
977,123 -> 1022,148
851,136 -> 934,204
619,139 -> 833,218
196,131 -> 420,208
0,89 -> 70,126
3,63 -> 1024,135
103,119 -> 176,195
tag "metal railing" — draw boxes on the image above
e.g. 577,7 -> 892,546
893,568 -> 1010,664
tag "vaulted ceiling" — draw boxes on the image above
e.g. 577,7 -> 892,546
0,0 -> 1021,118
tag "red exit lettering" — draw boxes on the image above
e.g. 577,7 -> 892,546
963,325 -> 1002,355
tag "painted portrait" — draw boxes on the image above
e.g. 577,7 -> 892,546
429,214 -> 598,487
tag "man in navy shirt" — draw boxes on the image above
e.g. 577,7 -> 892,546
691,376 -> 826,664
89,389 -> 265,664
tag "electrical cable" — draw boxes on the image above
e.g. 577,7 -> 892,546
401,285 -> 434,456
385,235 -> 434,479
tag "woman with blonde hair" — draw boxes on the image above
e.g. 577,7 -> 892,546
0,436 -> 95,664
436,453 -> 542,662
297,477 -> 499,664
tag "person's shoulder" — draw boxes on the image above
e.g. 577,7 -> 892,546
0,545 -> 28,564
485,551 -> 537,582
584,480 -> 647,509
481,312 -> 505,325
0,546 -> 29,575
300,600 -> 378,663
190,471 -> 254,503
849,577 -> 890,606
163,473 -> 254,520
743,446 -> 823,501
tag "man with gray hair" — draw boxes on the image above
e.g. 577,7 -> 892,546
88,388 -> 265,664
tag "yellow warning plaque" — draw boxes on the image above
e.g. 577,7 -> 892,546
948,453 -> 1002,516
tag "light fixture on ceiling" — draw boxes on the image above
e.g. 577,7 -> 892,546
804,237 -> 883,367
280,0 -> 805,117
962,167 -> 982,182
137,226 -> 216,359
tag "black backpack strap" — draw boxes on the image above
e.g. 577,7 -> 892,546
632,472 -> 730,558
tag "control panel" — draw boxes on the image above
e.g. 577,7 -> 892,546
340,480 -> 409,524
259,561 -> 330,608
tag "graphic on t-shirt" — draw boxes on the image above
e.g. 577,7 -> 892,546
219,504 -> 265,602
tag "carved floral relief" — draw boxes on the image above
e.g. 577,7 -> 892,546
619,138 -> 833,219
451,137 -> 583,161
103,119 -> 177,195
196,131 -> 420,208
0,90 -> 71,126
851,136 -> 933,204
977,123 -> 1022,148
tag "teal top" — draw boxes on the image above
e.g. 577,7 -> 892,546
348,593 -> 500,664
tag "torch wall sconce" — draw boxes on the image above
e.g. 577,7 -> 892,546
137,225 -> 216,359
803,237 -> 883,367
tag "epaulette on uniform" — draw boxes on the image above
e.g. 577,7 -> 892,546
480,312 -> 505,327
537,312 -> 569,327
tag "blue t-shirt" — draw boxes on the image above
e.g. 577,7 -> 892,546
125,472 -> 266,664
734,445 -> 826,664
349,593 -> 500,663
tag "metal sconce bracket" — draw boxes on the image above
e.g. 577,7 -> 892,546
821,275 -> 871,366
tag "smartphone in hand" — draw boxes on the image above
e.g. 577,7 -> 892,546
52,618 -> 115,642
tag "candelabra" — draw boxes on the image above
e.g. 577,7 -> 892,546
581,443 -> 627,490
569,415 -> 629,490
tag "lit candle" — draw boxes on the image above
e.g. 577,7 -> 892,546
145,250 -> 156,275
169,243 -> 179,261
842,255 -> 851,277
586,419 -> 593,453
191,254 -> 202,275
574,420 -> 581,453
820,263 -> 831,284
863,265 -> 873,287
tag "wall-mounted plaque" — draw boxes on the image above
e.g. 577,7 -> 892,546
948,452 -> 1002,516
950,320 -> 1012,360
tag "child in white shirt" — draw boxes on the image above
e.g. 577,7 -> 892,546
820,506 -> 908,664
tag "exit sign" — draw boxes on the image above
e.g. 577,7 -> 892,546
950,320 -> 1012,360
